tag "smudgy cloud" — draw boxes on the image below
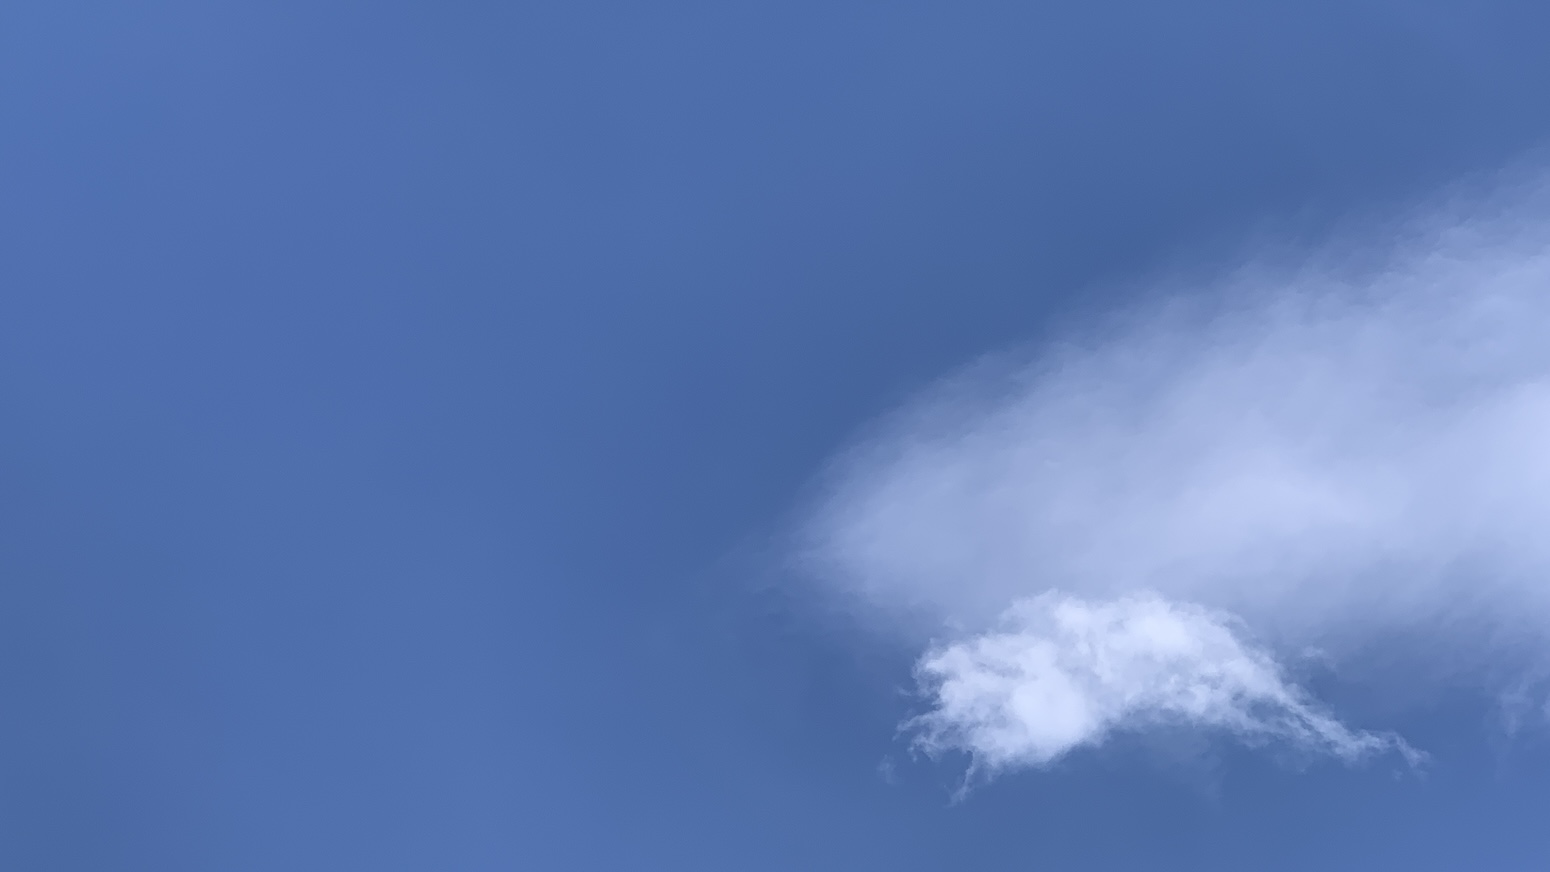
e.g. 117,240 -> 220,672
802,178 -> 1550,776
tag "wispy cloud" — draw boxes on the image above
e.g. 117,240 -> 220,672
803,177 -> 1550,776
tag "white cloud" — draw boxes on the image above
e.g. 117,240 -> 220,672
910,593 -> 1417,776
802,177 -> 1550,774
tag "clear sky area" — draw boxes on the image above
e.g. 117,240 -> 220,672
5,2 -> 1550,870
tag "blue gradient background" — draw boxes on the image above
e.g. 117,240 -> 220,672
4,3 -> 1550,869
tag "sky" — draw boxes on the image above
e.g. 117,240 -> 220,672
4,2 -> 1550,870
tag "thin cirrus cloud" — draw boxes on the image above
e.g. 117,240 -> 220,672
800,176 -> 1550,779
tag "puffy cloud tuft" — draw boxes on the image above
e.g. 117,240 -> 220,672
909,593 -> 1418,773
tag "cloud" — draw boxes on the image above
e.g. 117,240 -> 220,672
802,176 -> 1550,775
910,593 -> 1418,778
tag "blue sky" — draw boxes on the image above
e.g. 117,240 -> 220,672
5,2 -> 1550,869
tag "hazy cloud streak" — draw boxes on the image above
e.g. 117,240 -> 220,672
804,180 -> 1550,773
